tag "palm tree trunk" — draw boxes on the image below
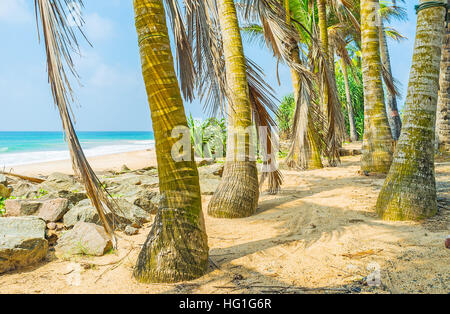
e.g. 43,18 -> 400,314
133,0 -> 208,283
436,16 -> 450,153
317,0 -> 329,117
360,0 -> 394,173
376,0 -> 446,221
379,20 -> 402,140
341,62 -> 359,142
207,0 -> 259,218
289,46 -> 324,169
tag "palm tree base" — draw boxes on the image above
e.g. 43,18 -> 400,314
133,207 -> 209,283
208,161 -> 259,218
376,165 -> 437,221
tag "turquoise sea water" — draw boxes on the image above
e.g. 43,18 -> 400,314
0,131 -> 154,166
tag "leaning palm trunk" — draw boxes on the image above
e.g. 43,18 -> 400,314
376,0 -> 446,221
133,0 -> 208,283
341,62 -> 359,142
208,0 -> 259,218
436,11 -> 450,154
360,0 -> 394,173
379,20 -> 402,140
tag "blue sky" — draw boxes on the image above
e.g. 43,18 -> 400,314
0,0 -> 416,132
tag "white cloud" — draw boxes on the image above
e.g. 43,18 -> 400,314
0,0 -> 31,23
85,13 -> 114,41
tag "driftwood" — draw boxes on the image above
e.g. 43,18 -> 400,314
0,171 -> 45,184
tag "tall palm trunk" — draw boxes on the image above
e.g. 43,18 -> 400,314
360,0 -> 394,173
376,0 -> 446,221
341,62 -> 359,142
317,0 -> 329,117
133,0 -> 208,283
379,20 -> 402,140
436,15 -> 450,153
207,0 -> 259,218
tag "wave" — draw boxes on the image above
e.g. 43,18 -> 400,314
0,147 -> 8,152
0,140 -> 155,167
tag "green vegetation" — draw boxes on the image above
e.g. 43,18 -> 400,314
276,94 -> 295,139
187,114 -> 227,159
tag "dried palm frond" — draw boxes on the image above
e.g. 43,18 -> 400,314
247,59 -> 283,194
34,0 -> 121,247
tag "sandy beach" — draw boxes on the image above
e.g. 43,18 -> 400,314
7,149 -> 158,177
1,144 -> 449,294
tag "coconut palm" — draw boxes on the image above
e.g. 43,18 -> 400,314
376,0 -> 447,220
360,0 -> 394,173
379,0 -> 407,140
436,6 -> 450,154
132,0 -> 209,283
206,0 -> 260,218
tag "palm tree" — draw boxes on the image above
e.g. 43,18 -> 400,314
379,1 -> 407,140
376,0 -> 447,221
360,0 -> 394,173
339,59 -> 359,141
207,0 -> 260,218
436,6 -> 450,154
133,0 -> 208,283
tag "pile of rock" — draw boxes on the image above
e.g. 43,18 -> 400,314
0,162 -> 224,273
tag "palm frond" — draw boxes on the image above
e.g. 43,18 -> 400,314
34,0 -> 121,247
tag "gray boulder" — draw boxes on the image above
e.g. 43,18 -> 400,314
43,190 -> 87,206
55,222 -> 112,257
0,217 -> 48,273
38,198 -> 69,222
63,199 -> 112,228
39,172 -> 83,192
5,199 -> 43,216
11,182 -> 39,199
198,163 -> 224,179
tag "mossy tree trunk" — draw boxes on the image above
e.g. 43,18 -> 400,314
133,0 -> 209,283
379,20 -> 402,140
207,0 -> 259,218
436,13 -> 450,153
361,0 -> 394,173
341,62 -> 359,142
376,0 -> 446,221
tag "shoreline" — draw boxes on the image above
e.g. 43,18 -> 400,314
5,149 -> 157,176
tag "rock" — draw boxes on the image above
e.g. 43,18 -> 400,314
123,189 -> 158,214
197,159 -> 214,167
124,225 -> 138,236
198,163 -> 224,179
55,222 -> 112,257
39,172 -> 82,192
114,199 -> 151,227
0,175 -> 8,186
200,178 -> 221,195
47,222 -> 57,230
339,148 -> 362,157
5,199 -> 43,216
63,198 -> 150,229
38,198 -> 69,222
0,217 -> 48,274
43,190 -> 87,206
11,182 -> 39,199
446,236 -> 450,249
121,164 -> 131,172
63,199 -> 112,228
0,184 -> 12,198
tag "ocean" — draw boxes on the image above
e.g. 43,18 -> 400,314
0,131 -> 155,167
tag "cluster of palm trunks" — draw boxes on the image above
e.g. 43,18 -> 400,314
34,0 -> 449,284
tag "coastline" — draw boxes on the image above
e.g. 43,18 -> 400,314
5,149 -> 157,176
